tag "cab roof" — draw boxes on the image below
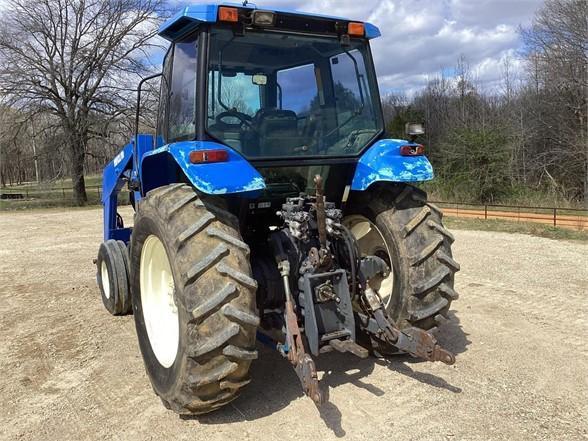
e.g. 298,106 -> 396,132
159,2 -> 381,42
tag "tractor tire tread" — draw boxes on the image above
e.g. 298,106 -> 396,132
427,220 -> 455,243
222,345 -> 258,360
185,243 -> 229,286
115,240 -> 132,314
133,184 -> 257,415
206,227 -> 250,254
348,184 -> 459,331
190,283 -> 239,322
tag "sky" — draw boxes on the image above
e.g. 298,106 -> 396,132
0,0 -> 545,96
168,0 -> 544,96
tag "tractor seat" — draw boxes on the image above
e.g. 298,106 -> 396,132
254,109 -> 301,157
208,119 -> 243,151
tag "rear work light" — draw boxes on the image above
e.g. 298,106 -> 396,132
218,6 -> 239,23
189,149 -> 229,164
348,22 -> 365,37
400,144 -> 425,156
253,10 -> 276,27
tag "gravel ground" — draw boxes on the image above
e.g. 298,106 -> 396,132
0,207 -> 586,441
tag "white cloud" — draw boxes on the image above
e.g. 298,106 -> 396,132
164,0 -> 543,94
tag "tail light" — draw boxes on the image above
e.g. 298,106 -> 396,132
189,149 -> 229,164
400,144 -> 425,156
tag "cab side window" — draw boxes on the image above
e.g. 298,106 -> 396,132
156,48 -> 173,146
277,63 -> 318,115
168,36 -> 198,142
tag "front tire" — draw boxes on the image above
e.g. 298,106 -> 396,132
96,240 -> 132,315
130,184 -> 259,415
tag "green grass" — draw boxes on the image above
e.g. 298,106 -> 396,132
1,175 -> 102,191
0,175 -> 130,211
444,217 -> 588,242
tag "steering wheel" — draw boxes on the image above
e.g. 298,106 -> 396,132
215,110 -> 253,130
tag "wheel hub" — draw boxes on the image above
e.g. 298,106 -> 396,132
343,215 -> 395,307
140,235 -> 179,368
101,261 -> 110,299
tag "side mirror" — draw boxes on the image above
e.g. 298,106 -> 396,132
405,122 -> 425,137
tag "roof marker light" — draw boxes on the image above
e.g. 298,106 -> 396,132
348,22 -> 365,37
218,6 -> 239,23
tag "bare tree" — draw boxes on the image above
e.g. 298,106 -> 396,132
0,0 -> 161,205
521,0 -> 588,200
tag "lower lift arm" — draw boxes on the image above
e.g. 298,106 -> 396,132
278,259 -> 325,405
362,286 -> 455,365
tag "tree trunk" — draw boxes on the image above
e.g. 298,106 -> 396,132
67,128 -> 88,206
71,154 -> 88,206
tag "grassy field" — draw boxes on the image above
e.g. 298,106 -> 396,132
0,175 -> 131,210
2,175 -> 103,190
444,217 -> 588,242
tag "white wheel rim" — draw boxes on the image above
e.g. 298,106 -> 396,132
140,235 -> 179,368
101,261 -> 111,299
343,215 -> 395,308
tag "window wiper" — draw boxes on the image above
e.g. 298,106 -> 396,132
217,35 -> 236,112
318,48 -> 366,142
342,47 -> 365,112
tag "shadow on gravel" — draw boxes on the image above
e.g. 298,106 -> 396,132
196,310 -> 469,438
434,310 -> 471,356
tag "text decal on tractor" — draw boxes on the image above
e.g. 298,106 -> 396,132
97,2 -> 459,414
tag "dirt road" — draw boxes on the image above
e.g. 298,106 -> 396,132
1,207 -> 586,441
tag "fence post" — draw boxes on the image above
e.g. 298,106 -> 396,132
553,208 -> 557,227
484,205 -> 488,220
62,187 -> 66,198
97,186 -> 101,200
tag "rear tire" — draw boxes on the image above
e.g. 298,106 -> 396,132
130,184 -> 259,415
346,184 -> 459,331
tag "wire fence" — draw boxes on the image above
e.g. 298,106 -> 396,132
0,185 -> 130,209
1,184 -> 103,200
431,201 -> 588,230
1,184 -> 587,230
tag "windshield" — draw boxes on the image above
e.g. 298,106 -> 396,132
207,28 -> 383,158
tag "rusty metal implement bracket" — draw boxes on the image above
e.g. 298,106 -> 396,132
278,259 -> 326,405
363,287 -> 455,365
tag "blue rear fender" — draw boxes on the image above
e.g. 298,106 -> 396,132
140,141 -> 266,196
351,139 -> 434,191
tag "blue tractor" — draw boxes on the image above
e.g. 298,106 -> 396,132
96,2 -> 459,414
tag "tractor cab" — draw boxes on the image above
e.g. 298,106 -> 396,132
156,4 -> 384,161
131,3 -> 409,207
